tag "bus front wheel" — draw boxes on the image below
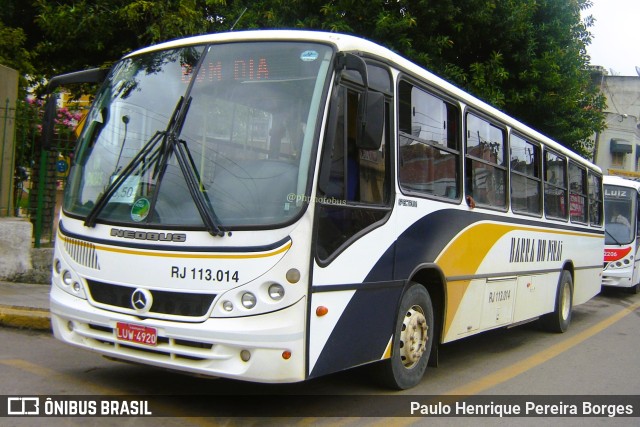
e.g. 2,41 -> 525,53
380,283 -> 434,389
540,270 -> 573,333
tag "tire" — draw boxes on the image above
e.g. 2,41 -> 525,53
628,283 -> 639,294
379,283 -> 434,390
540,270 -> 573,333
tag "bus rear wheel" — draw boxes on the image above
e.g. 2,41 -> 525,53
540,270 -> 573,333
380,283 -> 434,389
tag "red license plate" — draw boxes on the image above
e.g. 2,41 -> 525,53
116,322 -> 158,346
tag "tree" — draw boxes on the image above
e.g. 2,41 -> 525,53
25,0 -> 604,156
0,22 -> 35,95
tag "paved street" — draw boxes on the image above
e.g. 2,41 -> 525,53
0,287 -> 638,426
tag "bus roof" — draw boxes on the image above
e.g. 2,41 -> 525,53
604,175 -> 640,191
125,29 -> 600,173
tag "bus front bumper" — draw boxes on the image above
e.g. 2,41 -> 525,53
50,286 -> 307,383
601,271 -> 634,288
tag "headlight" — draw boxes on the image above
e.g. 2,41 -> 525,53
62,271 -> 74,286
55,269 -> 87,299
268,283 -> 285,301
72,282 -> 82,294
54,259 -> 62,275
241,292 -> 256,309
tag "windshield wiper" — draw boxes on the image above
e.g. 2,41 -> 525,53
84,96 -> 225,237
85,96 -> 187,228
150,97 -> 225,237
604,228 -> 623,246
84,129 -> 166,228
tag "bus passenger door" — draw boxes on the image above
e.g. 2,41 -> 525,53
308,80 -> 396,379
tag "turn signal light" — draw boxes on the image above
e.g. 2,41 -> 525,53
316,306 -> 329,316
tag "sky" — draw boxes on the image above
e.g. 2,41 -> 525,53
584,0 -> 640,76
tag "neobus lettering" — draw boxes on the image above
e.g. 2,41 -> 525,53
110,228 -> 186,242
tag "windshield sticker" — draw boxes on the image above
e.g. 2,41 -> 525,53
110,175 -> 140,204
300,50 -> 319,62
130,198 -> 151,222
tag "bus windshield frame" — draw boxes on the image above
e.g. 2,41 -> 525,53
63,41 -> 334,230
604,184 -> 637,245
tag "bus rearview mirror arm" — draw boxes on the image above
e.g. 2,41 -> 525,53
41,68 -> 108,150
334,54 -> 383,151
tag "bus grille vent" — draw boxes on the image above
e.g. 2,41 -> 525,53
63,237 -> 100,270
84,324 -> 214,362
86,280 -> 215,318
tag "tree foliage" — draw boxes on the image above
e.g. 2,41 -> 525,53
0,22 -> 35,96
1,0 -> 605,157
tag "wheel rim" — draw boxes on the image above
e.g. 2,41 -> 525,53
399,305 -> 428,369
560,283 -> 571,320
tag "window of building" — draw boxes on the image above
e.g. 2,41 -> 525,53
612,152 -> 625,167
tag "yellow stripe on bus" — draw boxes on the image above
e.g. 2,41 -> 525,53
435,222 -> 602,338
57,231 -> 292,260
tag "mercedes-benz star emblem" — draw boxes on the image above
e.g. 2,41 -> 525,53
131,289 -> 153,313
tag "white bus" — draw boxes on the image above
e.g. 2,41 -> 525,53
603,175 -> 640,293
47,30 -> 604,389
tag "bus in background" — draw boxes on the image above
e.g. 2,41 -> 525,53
603,175 -> 640,293
45,30 -> 604,390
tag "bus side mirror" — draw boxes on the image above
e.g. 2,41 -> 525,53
357,90 -> 384,150
41,67 -> 108,150
41,95 -> 58,150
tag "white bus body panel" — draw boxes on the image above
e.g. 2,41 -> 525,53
51,213 -> 314,383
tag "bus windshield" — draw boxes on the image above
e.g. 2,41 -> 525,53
64,41 -> 333,229
604,185 -> 636,245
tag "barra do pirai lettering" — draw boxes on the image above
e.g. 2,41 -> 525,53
509,237 -> 563,263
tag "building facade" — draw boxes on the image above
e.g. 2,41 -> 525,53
593,73 -> 640,178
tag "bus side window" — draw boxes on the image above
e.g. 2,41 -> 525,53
568,161 -> 588,223
510,134 -> 541,215
324,86 -> 387,205
316,83 -> 391,261
544,150 -> 568,219
397,80 -> 460,199
465,113 -> 506,208
636,202 -> 640,236
588,172 -> 603,226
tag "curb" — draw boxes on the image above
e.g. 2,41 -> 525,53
0,305 -> 51,331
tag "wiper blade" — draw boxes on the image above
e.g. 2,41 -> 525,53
84,130 -> 165,228
84,96 -> 188,228
150,97 -> 225,237
84,86 -> 225,236
605,228 -> 623,246
174,135 -> 225,237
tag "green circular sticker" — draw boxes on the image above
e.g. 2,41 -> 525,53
131,198 -> 150,222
